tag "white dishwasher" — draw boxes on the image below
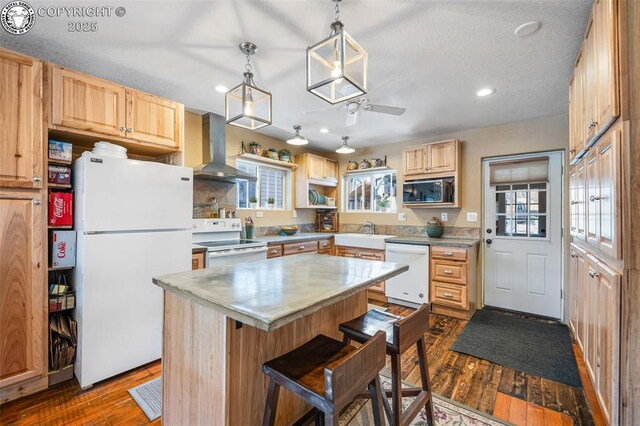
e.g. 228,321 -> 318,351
385,242 -> 430,308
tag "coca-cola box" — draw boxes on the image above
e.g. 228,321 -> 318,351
49,230 -> 76,268
48,191 -> 73,227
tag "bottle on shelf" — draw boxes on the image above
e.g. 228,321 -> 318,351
211,196 -> 218,218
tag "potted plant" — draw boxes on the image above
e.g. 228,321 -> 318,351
249,142 -> 262,156
265,147 -> 279,161
248,196 -> 258,209
267,197 -> 275,209
377,194 -> 390,212
278,148 -> 292,163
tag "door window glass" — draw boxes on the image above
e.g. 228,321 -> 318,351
495,183 -> 548,238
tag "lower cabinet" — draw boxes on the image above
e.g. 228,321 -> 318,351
429,245 -> 477,319
266,237 -> 334,259
569,242 -> 620,425
0,191 -> 47,402
335,246 -> 386,300
191,250 -> 205,270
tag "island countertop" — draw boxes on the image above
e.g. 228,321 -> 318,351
153,253 -> 408,332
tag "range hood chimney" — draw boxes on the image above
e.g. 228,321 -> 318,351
193,113 -> 257,182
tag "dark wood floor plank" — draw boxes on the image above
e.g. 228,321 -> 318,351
498,366 -> 517,395
527,375 -> 544,406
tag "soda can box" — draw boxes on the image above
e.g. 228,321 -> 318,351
48,140 -> 73,162
48,165 -> 71,185
48,191 -> 73,227
49,230 -> 76,268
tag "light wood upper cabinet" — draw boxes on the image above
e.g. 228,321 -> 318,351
426,140 -> 456,174
0,191 -> 46,391
594,0 -> 619,134
306,154 -> 337,183
569,164 -> 587,241
126,90 -> 183,149
583,24 -> 598,144
0,50 -> 43,189
51,65 -> 127,138
403,146 -> 426,176
324,158 -> 338,182
594,127 -> 621,259
585,151 -> 600,247
569,55 -> 585,162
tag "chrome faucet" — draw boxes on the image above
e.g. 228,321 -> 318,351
363,221 -> 376,235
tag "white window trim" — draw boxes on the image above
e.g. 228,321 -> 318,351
341,170 -> 398,214
236,159 -> 292,211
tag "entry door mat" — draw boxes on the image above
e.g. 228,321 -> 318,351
128,377 -> 162,421
450,309 -> 581,387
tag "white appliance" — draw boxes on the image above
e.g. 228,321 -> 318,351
192,219 -> 267,267
385,242 -> 430,307
73,152 -> 193,388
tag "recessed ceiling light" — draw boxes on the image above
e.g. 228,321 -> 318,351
320,128 -> 330,133
214,85 -> 228,93
476,88 -> 495,97
514,21 -> 541,37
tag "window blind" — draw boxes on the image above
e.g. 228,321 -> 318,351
489,156 -> 549,185
259,166 -> 284,208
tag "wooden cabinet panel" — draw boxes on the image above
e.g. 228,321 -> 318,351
431,260 -> 467,285
431,281 -> 468,309
267,244 -> 283,258
569,57 -> 585,161
585,151 -> 600,247
191,251 -> 205,270
51,66 -> 126,138
323,159 -> 338,182
594,0 -> 619,134
283,241 -> 317,256
308,155 -> 325,181
570,164 -> 587,240
585,255 -> 599,384
126,90 -> 183,148
0,50 -> 43,189
317,238 -> 334,254
430,246 -> 467,261
426,140 -> 456,174
569,244 -> 587,352
583,24 -> 598,143
0,191 -> 45,390
595,128 -> 621,259
403,147 -> 425,176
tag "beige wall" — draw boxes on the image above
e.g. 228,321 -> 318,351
185,112 -> 336,227
337,114 -> 569,229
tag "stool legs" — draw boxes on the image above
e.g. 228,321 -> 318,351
416,337 -> 434,426
262,378 -> 281,426
369,376 -> 385,426
391,353 -> 402,426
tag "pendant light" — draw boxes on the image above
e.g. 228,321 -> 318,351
336,136 -> 355,154
306,0 -> 367,104
225,42 -> 272,130
287,125 -> 309,145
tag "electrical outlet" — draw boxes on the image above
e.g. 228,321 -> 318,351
467,212 -> 478,222
292,210 -> 297,218
256,211 -> 264,218
441,212 -> 448,221
398,212 -> 407,221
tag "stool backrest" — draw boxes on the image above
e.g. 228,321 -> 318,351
394,303 -> 430,353
323,330 -> 386,409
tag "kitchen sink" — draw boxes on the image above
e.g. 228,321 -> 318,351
333,233 -> 394,250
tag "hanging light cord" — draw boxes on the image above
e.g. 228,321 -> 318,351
244,54 -> 256,85
330,0 -> 343,35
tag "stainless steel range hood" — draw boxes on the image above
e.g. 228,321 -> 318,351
193,113 -> 257,183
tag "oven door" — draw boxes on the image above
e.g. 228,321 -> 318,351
206,246 -> 268,268
402,179 -> 445,203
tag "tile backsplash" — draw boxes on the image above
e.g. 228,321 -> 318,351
339,223 -> 480,239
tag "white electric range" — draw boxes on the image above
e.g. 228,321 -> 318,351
192,218 -> 267,267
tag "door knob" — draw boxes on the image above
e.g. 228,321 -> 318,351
486,229 -> 492,234
486,239 -> 493,245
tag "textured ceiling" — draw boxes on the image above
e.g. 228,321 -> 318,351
1,0 -> 591,152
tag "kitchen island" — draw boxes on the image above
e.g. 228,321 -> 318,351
152,253 -> 408,426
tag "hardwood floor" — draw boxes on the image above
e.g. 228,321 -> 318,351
0,303 -> 603,426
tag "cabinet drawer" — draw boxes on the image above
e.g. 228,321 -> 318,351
283,241 -> 318,256
318,238 -> 334,254
431,246 -> 467,261
431,281 -> 468,309
431,260 -> 468,285
191,251 -> 205,270
267,244 -> 283,258
370,281 -> 385,293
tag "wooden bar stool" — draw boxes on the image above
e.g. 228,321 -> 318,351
339,304 -> 434,426
262,331 -> 387,426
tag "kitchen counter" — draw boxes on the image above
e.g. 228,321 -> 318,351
155,253 -> 407,425
153,253 -> 406,332
255,232 -> 335,244
385,235 -> 480,247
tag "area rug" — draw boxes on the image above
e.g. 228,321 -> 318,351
450,309 -> 581,387
128,377 -> 162,421
338,375 -> 510,426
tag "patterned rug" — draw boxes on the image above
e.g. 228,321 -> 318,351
338,375 -> 511,426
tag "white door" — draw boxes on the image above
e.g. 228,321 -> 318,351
483,152 -> 563,318
74,152 -> 193,232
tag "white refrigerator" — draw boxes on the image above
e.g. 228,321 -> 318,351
73,152 -> 192,388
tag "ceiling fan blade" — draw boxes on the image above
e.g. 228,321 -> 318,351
301,104 -> 346,115
345,110 -> 358,127
367,104 -> 407,115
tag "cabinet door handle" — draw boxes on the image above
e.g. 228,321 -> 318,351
443,292 -> 453,298
569,148 -> 576,154
589,195 -> 602,202
443,251 -> 453,256
33,200 -> 41,205
33,176 -> 42,182
119,126 -> 126,131
298,245 -> 305,250
570,252 -> 576,258
443,269 -> 453,275
588,270 -> 600,278
127,128 -> 134,133
270,249 -> 278,255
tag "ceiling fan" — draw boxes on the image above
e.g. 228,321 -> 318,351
303,97 -> 407,127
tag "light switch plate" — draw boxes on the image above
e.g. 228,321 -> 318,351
256,211 -> 264,218
398,212 -> 407,221
441,212 -> 448,221
292,210 -> 297,218
467,212 -> 478,222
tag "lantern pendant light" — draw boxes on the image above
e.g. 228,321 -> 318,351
306,0 -> 367,104
336,136 -> 355,154
287,125 -> 309,145
225,42 -> 272,130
